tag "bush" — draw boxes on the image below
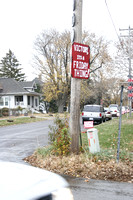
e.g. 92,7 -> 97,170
2,107 -> 9,116
16,106 -> 23,112
48,114 -> 71,156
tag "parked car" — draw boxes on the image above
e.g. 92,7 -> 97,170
104,107 -> 112,120
122,106 -> 126,114
109,104 -> 120,117
0,161 -> 74,200
125,106 -> 129,113
82,104 -> 106,124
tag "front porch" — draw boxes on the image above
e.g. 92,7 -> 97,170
0,95 -> 40,111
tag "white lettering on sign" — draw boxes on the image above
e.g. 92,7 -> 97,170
74,44 -> 89,55
77,55 -> 85,60
74,69 -> 89,78
73,61 -> 88,69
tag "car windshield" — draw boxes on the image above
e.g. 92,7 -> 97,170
83,106 -> 100,112
109,105 -> 118,108
110,107 -> 118,111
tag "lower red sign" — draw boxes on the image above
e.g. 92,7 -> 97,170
84,121 -> 93,129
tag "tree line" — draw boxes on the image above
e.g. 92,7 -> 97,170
0,29 -> 130,112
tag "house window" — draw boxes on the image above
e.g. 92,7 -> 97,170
5,97 -> 9,106
28,96 -> 30,105
32,96 -> 34,107
0,97 -> 4,106
35,98 -> 38,107
15,96 -> 23,105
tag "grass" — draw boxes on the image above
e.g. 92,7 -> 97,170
35,113 -> 133,162
0,116 -> 46,127
0,113 -> 69,127
81,114 -> 133,161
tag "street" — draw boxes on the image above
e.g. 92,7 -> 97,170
0,120 -> 52,163
0,119 -> 133,200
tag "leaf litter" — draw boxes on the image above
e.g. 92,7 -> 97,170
24,152 -> 133,183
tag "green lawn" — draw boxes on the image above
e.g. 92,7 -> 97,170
0,116 -> 46,127
81,114 -> 133,161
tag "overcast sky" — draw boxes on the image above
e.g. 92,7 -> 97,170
0,0 -> 133,80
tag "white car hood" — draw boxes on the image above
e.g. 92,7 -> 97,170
0,161 -> 68,200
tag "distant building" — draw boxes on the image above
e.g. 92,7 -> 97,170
0,78 -> 42,112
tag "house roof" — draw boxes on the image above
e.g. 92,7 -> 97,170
19,80 -> 35,88
32,78 -> 43,86
0,78 -> 41,96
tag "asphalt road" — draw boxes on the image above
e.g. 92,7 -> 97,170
0,120 -> 52,163
0,119 -> 133,200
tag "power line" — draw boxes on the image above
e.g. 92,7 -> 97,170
105,1 -> 133,114
105,0 -> 122,46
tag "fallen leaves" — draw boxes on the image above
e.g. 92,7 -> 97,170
24,152 -> 133,183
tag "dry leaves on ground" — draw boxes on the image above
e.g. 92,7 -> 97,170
24,152 -> 133,183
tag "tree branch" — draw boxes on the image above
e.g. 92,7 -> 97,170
90,61 -> 103,73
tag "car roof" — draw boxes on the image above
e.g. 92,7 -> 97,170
109,104 -> 118,106
84,105 -> 102,107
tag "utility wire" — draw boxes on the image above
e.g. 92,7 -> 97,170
105,0 -> 123,47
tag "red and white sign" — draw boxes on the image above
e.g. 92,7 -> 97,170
71,42 -> 90,79
84,121 -> 93,129
128,93 -> 133,97
128,78 -> 133,82
128,86 -> 133,90
128,78 -> 133,99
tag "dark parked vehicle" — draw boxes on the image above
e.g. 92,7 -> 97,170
82,105 -> 106,124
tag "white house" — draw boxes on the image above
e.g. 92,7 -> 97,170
0,78 -> 42,112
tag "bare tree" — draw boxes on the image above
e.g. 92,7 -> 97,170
114,31 -> 133,79
33,29 -> 71,112
33,29 -> 112,112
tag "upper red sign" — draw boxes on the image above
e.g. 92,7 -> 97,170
71,42 -> 90,79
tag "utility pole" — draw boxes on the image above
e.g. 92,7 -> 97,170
119,26 -> 133,117
70,0 -> 82,153
116,85 -> 124,163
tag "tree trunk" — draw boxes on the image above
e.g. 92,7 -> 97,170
57,97 -> 67,113
58,103 -> 64,113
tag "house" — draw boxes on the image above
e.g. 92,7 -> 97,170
0,78 -> 42,112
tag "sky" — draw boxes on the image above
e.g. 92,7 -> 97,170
0,0 -> 133,80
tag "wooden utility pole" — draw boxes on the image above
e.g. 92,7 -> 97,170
70,0 -> 82,153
